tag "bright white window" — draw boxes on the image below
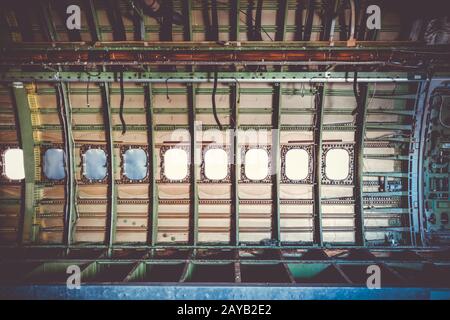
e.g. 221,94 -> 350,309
285,149 -> 309,180
204,148 -> 228,180
244,148 -> 269,181
164,148 -> 188,180
4,148 -> 25,180
325,148 -> 350,180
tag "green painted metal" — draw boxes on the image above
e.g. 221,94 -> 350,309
11,82 -> 36,243
230,83 -> 239,245
38,0 -> 57,42
363,191 -> 408,197
422,85 -> 450,243
271,83 -> 281,243
183,0 -> 193,41
275,0 -> 289,42
1,71 -> 441,83
4,41 -> 444,51
144,84 -> 159,246
313,84 -> 325,246
86,0 -> 102,41
100,83 -> 117,256
363,172 -> 408,178
187,83 -> 199,246
355,82 -> 369,246
184,0 -> 199,247
58,83 -> 76,248
230,0 -> 240,41
364,155 -> 409,161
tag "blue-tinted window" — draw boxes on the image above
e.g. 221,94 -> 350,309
123,148 -> 148,181
43,148 -> 65,180
84,149 -> 107,180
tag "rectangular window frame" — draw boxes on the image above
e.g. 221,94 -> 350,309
0,144 -> 24,184
80,144 -> 109,184
281,144 -> 313,184
41,144 -> 66,184
321,143 -> 355,185
240,145 -> 272,184
119,145 -> 150,184
159,144 -> 191,183
201,144 -> 231,183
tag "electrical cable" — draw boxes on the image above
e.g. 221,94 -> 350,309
212,69 -> 223,130
165,77 -> 171,101
213,0 -> 273,41
119,70 -> 127,135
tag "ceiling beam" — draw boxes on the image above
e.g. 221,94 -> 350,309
11,82 -> 36,244
230,0 -> 240,41
100,83 -> 117,256
187,83 -> 199,247
271,83 -> 281,244
354,80 -> 369,246
230,82 -> 239,246
144,84 -> 159,247
0,71 -> 440,83
105,0 -> 126,41
313,84 -> 326,246
55,83 -> 76,250
85,0 -> 102,42
3,42 -> 448,67
38,0 -> 57,42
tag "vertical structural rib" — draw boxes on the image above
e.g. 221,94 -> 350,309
270,0 -> 288,243
11,82 -> 35,243
230,0 -> 240,41
230,83 -> 239,245
187,83 -> 199,246
38,0 -> 57,42
130,0 -> 145,41
85,0 -> 102,41
313,84 -> 325,246
275,0 -> 289,41
183,0 -> 198,246
100,83 -> 117,256
106,0 -> 126,41
354,81 -> 369,246
271,83 -> 282,243
230,0 -> 240,245
56,83 -> 76,248
303,0 -> 315,40
183,0 -> 193,41
144,84 -> 158,246
409,80 -> 440,246
12,3 -> 33,41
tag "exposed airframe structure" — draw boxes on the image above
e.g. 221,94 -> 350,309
0,0 -> 449,299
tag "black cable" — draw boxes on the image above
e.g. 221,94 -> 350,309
165,77 -> 171,101
212,69 -> 223,130
119,70 -> 127,135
